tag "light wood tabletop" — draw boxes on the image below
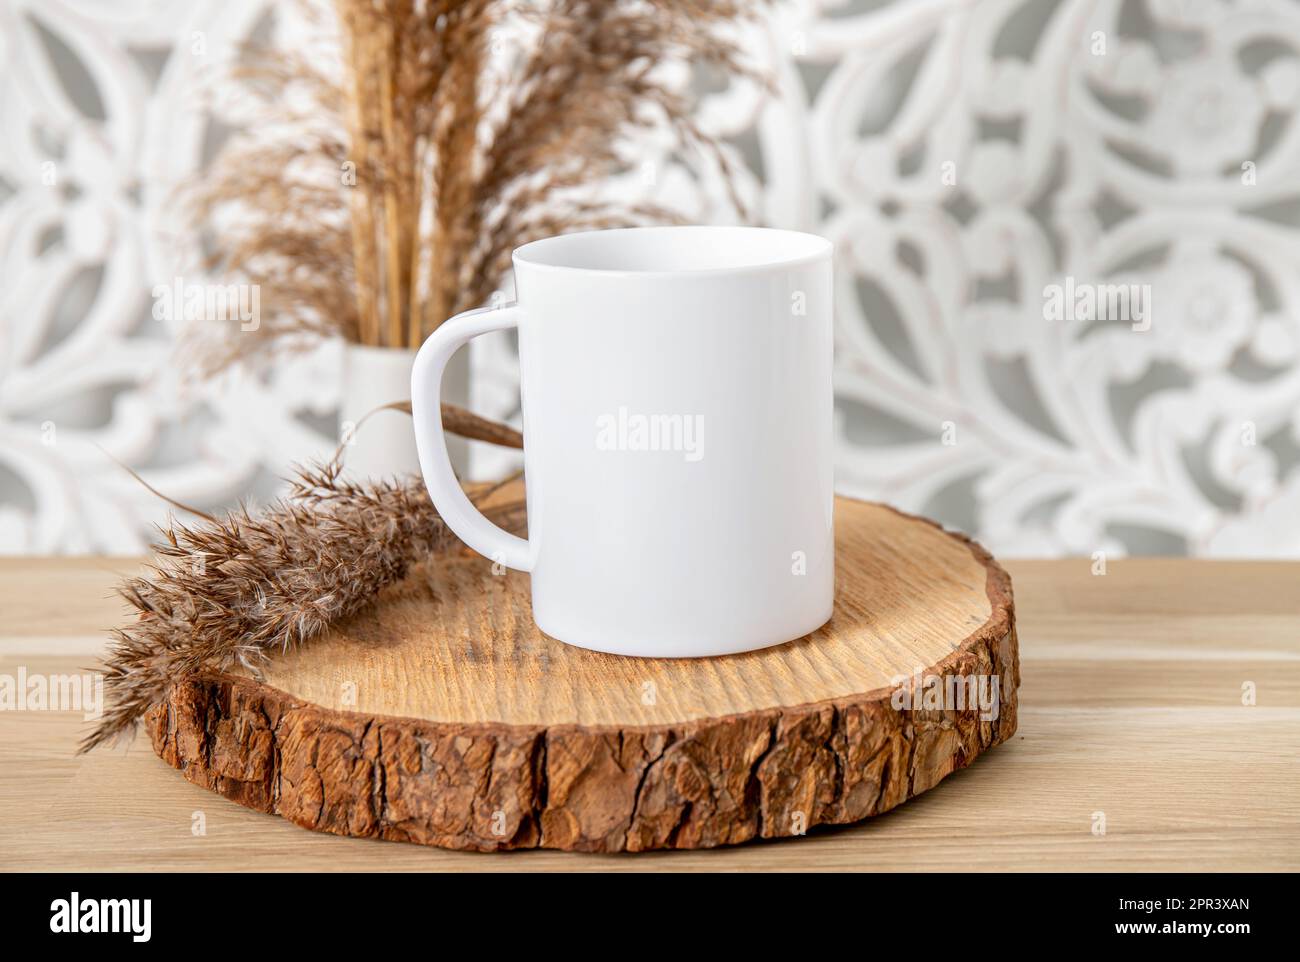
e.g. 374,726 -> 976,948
1,556 -> 1297,872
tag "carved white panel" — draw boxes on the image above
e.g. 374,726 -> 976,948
3,0 -> 1300,557
752,0 -> 1300,558
0,0 -> 335,554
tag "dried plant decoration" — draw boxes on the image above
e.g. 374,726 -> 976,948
190,0 -> 767,372
92,0 -> 768,749
82,453 -> 527,752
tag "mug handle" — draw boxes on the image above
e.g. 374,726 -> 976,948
411,303 -> 533,572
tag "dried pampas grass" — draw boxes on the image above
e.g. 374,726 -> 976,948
192,0 -> 767,371
82,423 -> 525,753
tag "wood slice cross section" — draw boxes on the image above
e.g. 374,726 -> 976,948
147,495 -> 1019,852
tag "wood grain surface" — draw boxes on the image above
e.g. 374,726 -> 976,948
141,497 -> 1019,852
2,555 -> 1298,870
239,497 -> 998,724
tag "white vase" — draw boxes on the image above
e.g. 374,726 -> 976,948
339,342 -> 468,481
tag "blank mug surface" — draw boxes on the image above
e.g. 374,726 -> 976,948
413,226 -> 834,658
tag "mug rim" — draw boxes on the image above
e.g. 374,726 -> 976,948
512,225 -> 832,279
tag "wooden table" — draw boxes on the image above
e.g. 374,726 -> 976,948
2,557 -> 1297,871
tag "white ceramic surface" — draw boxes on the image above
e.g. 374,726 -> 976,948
339,344 -> 421,481
412,226 -> 834,657
341,343 -> 468,481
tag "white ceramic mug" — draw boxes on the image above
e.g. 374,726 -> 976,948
412,226 -> 834,658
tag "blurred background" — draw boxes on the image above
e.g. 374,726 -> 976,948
3,0 -> 1300,557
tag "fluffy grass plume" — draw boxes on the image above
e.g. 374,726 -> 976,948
193,0 -> 764,369
82,419 -> 525,753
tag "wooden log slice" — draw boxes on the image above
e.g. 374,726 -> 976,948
146,496 -> 1019,852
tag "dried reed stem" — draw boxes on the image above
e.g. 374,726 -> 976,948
190,0 -> 767,371
83,460 -> 525,753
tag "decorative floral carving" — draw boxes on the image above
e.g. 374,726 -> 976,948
3,0 -> 1300,558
